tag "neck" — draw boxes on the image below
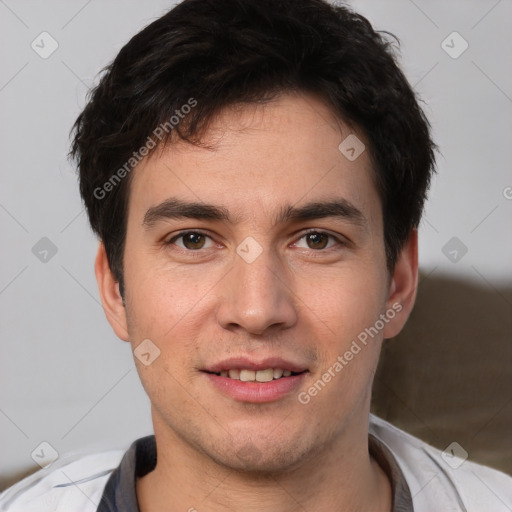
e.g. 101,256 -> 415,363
136,408 -> 391,512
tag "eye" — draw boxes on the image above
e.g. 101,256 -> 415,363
166,230 -> 343,252
167,231 -> 215,250
294,231 -> 342,250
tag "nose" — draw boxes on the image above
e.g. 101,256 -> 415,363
216,247 -> 298,336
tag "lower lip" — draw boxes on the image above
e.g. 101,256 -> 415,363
204,372 -> 307,403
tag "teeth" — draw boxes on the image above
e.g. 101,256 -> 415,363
239,369 -> 256,382
256,368 -> 274,382
273,368 -> 284,379
218,368 -> 298,381
228,369 -> 240,379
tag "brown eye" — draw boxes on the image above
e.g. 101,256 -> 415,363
169,232 -> 213,250
181,233 -> 206,250
293,231 -> 342,251
305,232 -> 329,250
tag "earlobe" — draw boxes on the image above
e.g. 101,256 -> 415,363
94,242 -> 130,341
382,230 -> 419,339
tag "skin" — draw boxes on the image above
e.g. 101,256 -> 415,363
96,92 -> 418,511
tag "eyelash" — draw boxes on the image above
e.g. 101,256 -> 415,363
165,229 -> 346,253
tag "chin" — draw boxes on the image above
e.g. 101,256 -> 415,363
205,435 -> 315,475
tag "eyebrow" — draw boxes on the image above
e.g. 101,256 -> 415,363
142,197 -> 366,229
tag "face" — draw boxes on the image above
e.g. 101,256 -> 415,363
99,92 -> 415,473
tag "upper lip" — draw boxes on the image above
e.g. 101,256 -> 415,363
203,356 -> 309,373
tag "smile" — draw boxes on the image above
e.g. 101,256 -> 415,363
212,368 -> 302,382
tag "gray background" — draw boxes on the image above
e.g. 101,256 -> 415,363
1,0 -> 511,489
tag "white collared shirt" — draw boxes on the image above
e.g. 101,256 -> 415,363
1,414 -> 510,511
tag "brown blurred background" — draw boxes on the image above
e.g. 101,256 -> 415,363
371,272 -> 512,475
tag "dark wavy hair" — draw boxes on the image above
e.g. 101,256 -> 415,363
70,0 -> 436,295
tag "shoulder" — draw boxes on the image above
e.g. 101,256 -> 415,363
0,449 -> 124,512
369,414 -> 512,512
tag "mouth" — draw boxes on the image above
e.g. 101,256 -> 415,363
202,357 -> 309,403
205,367 -> 306,382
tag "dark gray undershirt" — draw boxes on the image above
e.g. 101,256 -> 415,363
96,434 -> 413,512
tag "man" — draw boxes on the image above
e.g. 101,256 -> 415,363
1,0 -> 511,510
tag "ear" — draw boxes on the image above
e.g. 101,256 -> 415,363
94,242 -> 129,341
382,229 -> 418,339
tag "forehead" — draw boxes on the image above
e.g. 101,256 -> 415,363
128,92 -> 380,227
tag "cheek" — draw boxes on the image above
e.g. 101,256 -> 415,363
295,267 -> 388,411
126,296 -> 202,413
123,249 -> 210,335
123,256 -> 216,374
298,265 -> 388,341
